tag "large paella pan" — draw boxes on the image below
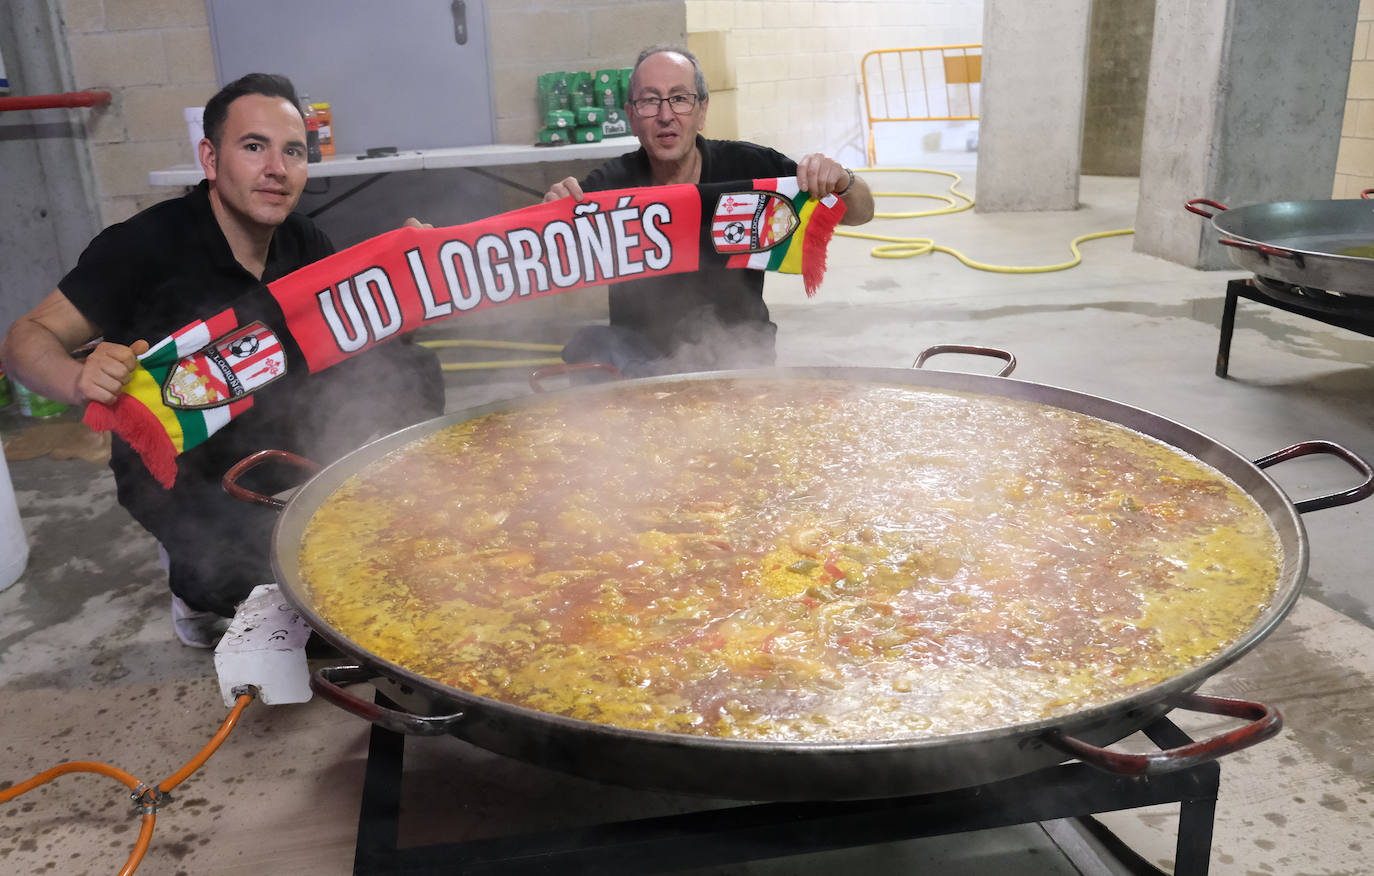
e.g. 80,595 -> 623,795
227,360 -> 1373,800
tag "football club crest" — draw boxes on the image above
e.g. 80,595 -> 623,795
162,321 -> 287,410
711,191 -> 800,254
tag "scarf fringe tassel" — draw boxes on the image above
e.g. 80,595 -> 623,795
801,198 -> 845,297
83,396 -> 180,489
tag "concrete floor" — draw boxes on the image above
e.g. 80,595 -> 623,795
3,164 -> 1374,875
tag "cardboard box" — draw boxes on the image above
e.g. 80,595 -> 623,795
701,88 -> 738,141
688,30 -> 737,92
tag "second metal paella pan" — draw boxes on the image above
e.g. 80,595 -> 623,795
1187,195 -> 1374,295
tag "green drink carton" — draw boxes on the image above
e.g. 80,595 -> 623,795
14,380 -> 67,418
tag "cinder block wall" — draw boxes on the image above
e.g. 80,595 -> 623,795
477,0 -> 685,216
1335,1 -> 1374,197
489,0 -> 684,145
60,0 -> 217,226
48,0 -> 1374,229
685,0 -> 986,167
60,0 -> 987,229
58,0 -> 687,229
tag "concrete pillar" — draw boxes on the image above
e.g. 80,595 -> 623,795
976,0 -> 1093,212
1135,0 -> 1358,269
0,0 -> 100,334
1081,0 -> 1156,176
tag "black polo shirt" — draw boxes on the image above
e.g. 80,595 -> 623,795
60,181 -> 337,484
52,182 -> 444,614
61,180 -> 333,347
583,136 -> 797,359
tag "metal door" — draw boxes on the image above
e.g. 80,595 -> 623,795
206,0 -> 494,152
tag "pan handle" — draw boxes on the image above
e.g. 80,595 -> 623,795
912,344 -> 1016,377
1253,440 -> 1374,513
1184,197 -> 1228,219
1217,237 -> 1306,268
222,449 -> 324,510
1046,692 -> 1280,776
528,361 -> 623,393
311,665 -> 467,736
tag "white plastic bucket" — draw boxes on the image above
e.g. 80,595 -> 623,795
0,434 -> 29,591
185,106 -> 205,165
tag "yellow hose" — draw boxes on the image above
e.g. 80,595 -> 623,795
438,357 -> 563,371
417,339 -> 563,372
412,172 -> 1129,370
861,167 -> 975,219
837,167 -> 1134,273
419,339 -> 563,352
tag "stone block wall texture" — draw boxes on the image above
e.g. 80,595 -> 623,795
488,0 -> 686,147
56,0 -> 688,228
49,0 -> 1374,227
53,0 -> 986,233
1335,0 -> 1374,196
58,0 -> 218,226
685,0 -> 985,167
479,0 -> 688,223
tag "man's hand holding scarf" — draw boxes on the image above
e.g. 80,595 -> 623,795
84,177 -> 845,487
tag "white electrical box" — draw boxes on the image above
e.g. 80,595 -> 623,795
214,584 -> 313,706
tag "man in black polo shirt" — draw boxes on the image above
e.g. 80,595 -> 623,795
1,73 -> 442,646
544,45 -> 874,375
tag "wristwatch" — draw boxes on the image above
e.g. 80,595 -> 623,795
838,167 -> 855,197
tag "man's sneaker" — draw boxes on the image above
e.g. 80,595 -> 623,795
171,595 -> 230,649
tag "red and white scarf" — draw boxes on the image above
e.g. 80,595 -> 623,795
84,178 -> 845,487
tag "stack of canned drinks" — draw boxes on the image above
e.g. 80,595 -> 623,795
0,367 -> 67,418
536,68 -> 633,146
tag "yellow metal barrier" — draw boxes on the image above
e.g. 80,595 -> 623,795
860,44 -> 981,166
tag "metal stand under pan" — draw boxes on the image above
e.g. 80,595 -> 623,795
1216,276 -> 1374,377
351,692 -> 1219,876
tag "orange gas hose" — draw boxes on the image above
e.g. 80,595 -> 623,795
0,759 -> 142,800
158,691 -> 252,793
118,814 -> 157,876
0,692 -> 254,875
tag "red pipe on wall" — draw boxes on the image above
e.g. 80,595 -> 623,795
0,90 -> 112,112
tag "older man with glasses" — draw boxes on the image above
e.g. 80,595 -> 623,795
545,45 -> 873,377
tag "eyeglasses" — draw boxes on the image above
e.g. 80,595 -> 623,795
630,93 -> 699,117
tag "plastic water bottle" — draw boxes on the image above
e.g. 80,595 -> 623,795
300,95 -> 322,163
0,436 -> 28,592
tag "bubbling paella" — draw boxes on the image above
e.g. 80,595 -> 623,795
298,378 -> 1282,742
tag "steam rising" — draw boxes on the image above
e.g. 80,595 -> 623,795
298,378 -> 1283,743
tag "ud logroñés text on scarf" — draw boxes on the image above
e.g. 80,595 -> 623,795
83,178 -> 845,487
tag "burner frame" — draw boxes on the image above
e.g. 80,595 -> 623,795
1217,277 -> 1374,377
351,693 -> 1221,876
